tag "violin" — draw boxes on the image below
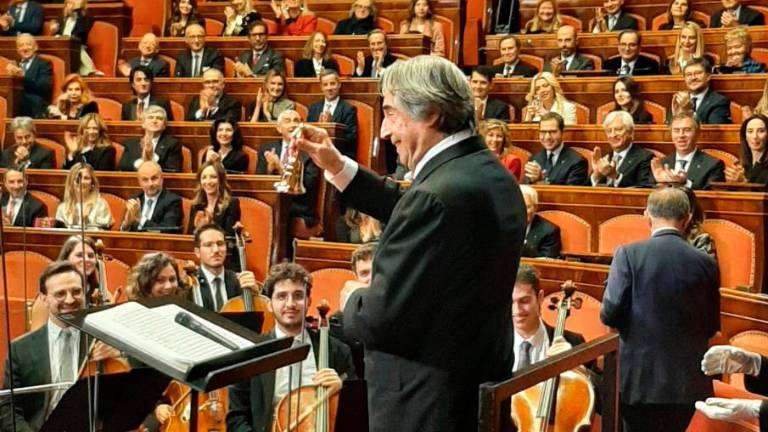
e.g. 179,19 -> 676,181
510,281 -> 595,432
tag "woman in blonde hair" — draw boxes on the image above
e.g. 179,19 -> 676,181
186,160 -> 241,237
221,0 -> 261,36
271,0 -> 317,35
399,0 -> 445,57
523,72 -> 577,125
478,120 -> 522,179
62,113 -> 116,171
523,0 -> 562,34
294,31 -> 340,77
667,21 -> 709,74
55,162 -> 113,229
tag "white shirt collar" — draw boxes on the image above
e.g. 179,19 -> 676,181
547,143 -> 565,162
405,129 -> 473,181
613,143 -> 632,160
676,148 -> 697,163
690,87 -> 709,100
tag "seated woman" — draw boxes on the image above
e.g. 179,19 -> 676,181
681,186 -> 716,258
523,0 -> 562,34
667,21 -> 713,74
48,74 -> 99,120
612,76 -> 654,124
248,69 -> 295,122
522,72 -> 577,125
118,105 -> 182,172
334,0 -> 377,35
55,162 -> 114,230
165,0 -> 206,37
271,0 -> 317,36
221,0 -> 261,36
204,118 -> 250,174
659,0 -> 704,30
399,0 -> 445,57
726,114 -> 768,184
715,27 -> 766,74
294,31 -> 340,78
478,119 -> 522,179
50,0 -> 100,76
186,160 -> 241,238
63,113 -> 116,171
336,208 -> 381,243
520,185 -> 561,259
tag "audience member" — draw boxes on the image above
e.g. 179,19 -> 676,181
121,65 -> 173,122
523,72 -> 577,125
117,33 -> 170,78
612,76 -> 654,124
204,118 -> 250,173
0,0 -> 43,36
119,105 -> 182,172
519,185 -> 561,258
399,0 -> 445,57
589,0 -> 638,32
710,0 -> 764,28
235,21 -> 285,77
335,0 -> 377,35
543,25 -> 595,75
603,30 -> 661,76
591,111 -> 654,187
271,0 -> 317,36
55,162 -> 113,229
50,0 -> 99,76
57,235 -> 99,294
295,31 -> 340,77
523,0 -> 561,34
679,186 -> 716,257
221,0 -> 261,36
248,69 -> 295,122
479,119 -> 522,179
120,161 -> 183,233
6,34 -> 51,119
716,27 -> 766,74
354,29 -> 397,78
667,22 -> 711,74
1,166 -> 45,227
336,209 -> 382,244
307,69 -> 358,159
1,117 -> 54,169
726,114 -> 768,184
671,57 -> 732,124
659,0 -> 704,30
653,112 -> 725,189
62,113 -> 116,170
174,24 -> 224,77
524,112 -> 588,185
492,35 -> 537,78
186,68 -> 242,122
47,74 -> 99,120
470,67 -> 512,123
742,80 -> 768,118
187,161 -> 241,237
166,0 -> 206,37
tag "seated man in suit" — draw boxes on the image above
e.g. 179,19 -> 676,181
492,35 -> 538,78
520,185 -> 561,259
710,0 -> 764,28
524,112 -> 589,186
185,68 -> 242,122
589,0 -> 638,32
543,25 -> 595,75
0,116 -> 54,169
120,161 -> 183,233
174,24 -> 224,77
354,29 -> 397,78
671,58 -> 732,125
2,165 -> 45,227
307,69 -> 358,159
121,65 -> 173,121
603,30 -> 660,76
256,110 -> 320,227
653,112 -> 725,189
117,33 -> 170,78
590,111 -> 654,187
470,66 -> 511,122
0,0 -> 43,36
118,105 -> 183,172
234,20 -> 285,77
5,34 -> 52,119
227,261 -> 356,432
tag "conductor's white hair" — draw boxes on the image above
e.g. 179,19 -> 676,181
603,110 -> 635,134
379,55 -> 474,134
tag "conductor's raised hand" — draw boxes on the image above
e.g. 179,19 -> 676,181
293,123 -> 345,175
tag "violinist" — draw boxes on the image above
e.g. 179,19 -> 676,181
57,235 -> 99,295
227,262 -> 356,432
0,261 -> 118,431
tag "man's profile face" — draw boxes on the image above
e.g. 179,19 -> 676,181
380,91 -> 424,171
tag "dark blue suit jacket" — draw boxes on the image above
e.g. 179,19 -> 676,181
661,149 -> 725,190
307,98 -> 358,160
128,56 -> 170,78
5,1 -> 43,35
526,145 -> 589,186
20,55 -> 52,119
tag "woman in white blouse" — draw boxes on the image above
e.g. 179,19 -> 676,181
523,72 -> 577,125
55,162 -> 113,230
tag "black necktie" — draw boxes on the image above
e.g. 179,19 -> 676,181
200,276 -> 215,310
213,277 -> 225,311
678,160 -> 689,172
545,152 -> 555,173
518,341 -> 533,370
690,96 -> 698,113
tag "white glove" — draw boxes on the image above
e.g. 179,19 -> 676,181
695,398 -> 762,422
701,345 -> 762,376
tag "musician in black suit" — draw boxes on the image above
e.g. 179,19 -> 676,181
227,262 -> 356,432
353,29 -> 397,78
588,0 -> 639,32
603,30 -> 661,76
121,65 -> 174,122
669,58 -> 731,125
491,35 -> 538,78
306,70 -> 358,159
710,0 -> 765,28
524,113 -> 589,186
117,33 -> 170,78
2,166 -> 46,227
543,26 -> 596,75
234,21 -> 285,77
174,24 -> 224,77
520,185 -> 561,259
591,111 -> 654,188
185,68 -> 241,122
7,34 -> 52,119
601,187 -> 720,431
120,161 -> 183,233
297,57 -> 525,432
0,0 -> 43,35
470,66 -> 511,122
118,105 -> 183,172
1,117 -> 54,169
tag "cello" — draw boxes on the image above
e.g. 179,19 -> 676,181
510,281 -> 595,432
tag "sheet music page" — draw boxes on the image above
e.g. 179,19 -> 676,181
85,302 -> 255,373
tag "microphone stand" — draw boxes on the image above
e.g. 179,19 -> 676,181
0,187 -> 19,432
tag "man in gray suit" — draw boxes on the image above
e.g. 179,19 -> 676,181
601,187 -> 720,432
234,21 -> 285,77
544,25 -> 595,75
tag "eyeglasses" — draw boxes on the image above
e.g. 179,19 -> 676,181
684,70 -> 706,79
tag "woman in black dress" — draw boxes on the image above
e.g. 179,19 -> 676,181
611,76 -> 654,124
203,118 -> 250,174
294,31 -> 339,77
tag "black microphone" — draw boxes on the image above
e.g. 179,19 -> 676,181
174,311 -> 239,351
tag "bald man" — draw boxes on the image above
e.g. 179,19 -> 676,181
6,34 -> 51,118
543,25 -> 595,75
118,33 -> 170,78
175,24 -> 224,77
121,161 -> 183,233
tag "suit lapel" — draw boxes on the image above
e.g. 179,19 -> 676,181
412,135 -> 485,186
